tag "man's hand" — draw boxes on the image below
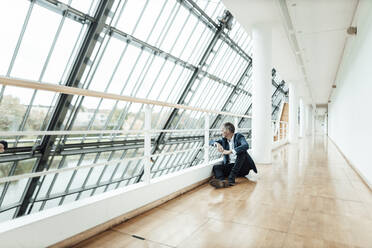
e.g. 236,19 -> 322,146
222,150 -> 232,155
215,143 -> 224,153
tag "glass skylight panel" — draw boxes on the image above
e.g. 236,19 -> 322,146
139,1 -> 178,46
0,1 -> 30,76
47,154 -> 80,196
97,152 -> 125,184
10,5 -> 62,81
42,19 -> 88,85
1,179 -> 28,210
114,0 -> 153,35
69,0 -> 100,16
130,0 -> 168,42
196,0 -> 225,23
67,153 -> 96,191
176,19 -> 214,65
83,152 -> 112,187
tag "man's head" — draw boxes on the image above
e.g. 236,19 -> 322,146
222,122 -> 235,139
0,140 -> 8,153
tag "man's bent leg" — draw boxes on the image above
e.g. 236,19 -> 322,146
228,154 -> 247,184
212,162 -> 225,180
210,163 -> 229,188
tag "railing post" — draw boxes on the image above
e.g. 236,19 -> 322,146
281,122 -> 284,140
285,123 -> 288,139
234,117 -> 239,133
144,105 -> 152,184
204,113 -> 209,165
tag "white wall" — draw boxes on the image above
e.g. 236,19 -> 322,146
328,0 -> 372,187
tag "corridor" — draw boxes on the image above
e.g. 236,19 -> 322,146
75,136 -> 372,248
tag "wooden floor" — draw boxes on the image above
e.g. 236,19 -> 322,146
75,136 -> 372,248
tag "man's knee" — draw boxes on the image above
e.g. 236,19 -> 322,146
213,163 -> 223,170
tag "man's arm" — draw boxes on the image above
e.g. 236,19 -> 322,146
210,139 -> 224,153
233,134 -> 249,154
209,139 -> 223,146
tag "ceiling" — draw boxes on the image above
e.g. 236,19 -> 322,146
222,0 -> 359,104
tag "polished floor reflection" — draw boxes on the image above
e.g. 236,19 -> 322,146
75,136 -> 372,248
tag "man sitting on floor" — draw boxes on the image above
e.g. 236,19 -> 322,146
209,122 -> 257,188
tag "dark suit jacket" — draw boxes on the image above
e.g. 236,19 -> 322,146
209,133 -> 257,173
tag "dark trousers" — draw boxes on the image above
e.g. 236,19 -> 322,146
212,153 -> 250,181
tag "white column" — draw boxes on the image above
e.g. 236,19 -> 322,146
299,98 -> 305,138
288,82 -> 299,143
252,24 -> 272,164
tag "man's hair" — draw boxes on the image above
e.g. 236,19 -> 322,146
223,122 -> 235,133
0,140 -> 8,149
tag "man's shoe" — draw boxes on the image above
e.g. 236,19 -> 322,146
245,172 -> 259,181
228,176 -> 235,186
209,179 -> 229,188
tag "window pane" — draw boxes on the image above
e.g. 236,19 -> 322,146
14,158 -> 37,176
0,208 -> 16,223
49,155 -> 80,195
0,162 -> 13,179
84,152 -> 113,187
37,156 -> 63,199
11,5 -> 62,80
69,153 -> 96,190
70,0 -> 100,16
0,86 -> 34,131
23,91 -> 58,131
0,1 -> 30,75
63,193 -> 79,205
42,19 -> 88,85
1,178 -> 28,207
114,0 -> 149,35
132,0 -> 168,41
43,197 -> 61,210
97,151 -> 122,183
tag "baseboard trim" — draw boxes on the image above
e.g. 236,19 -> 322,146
50,178 -> 210,248
328,137 -> 372,191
